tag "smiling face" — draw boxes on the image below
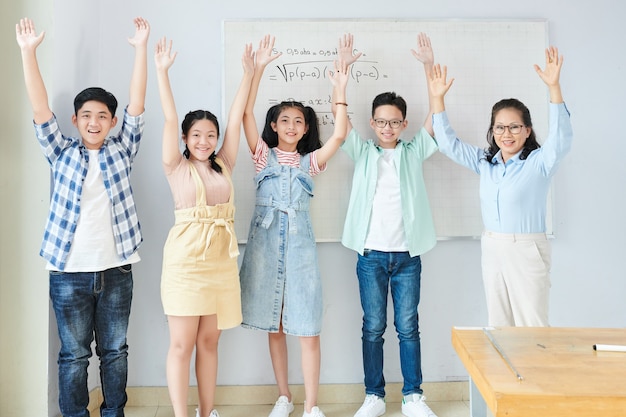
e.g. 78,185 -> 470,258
182,119 -> 219,161
271,106 -> 307,152
370,104 -> 407,149
492,107 -> 532,162
71,100 -> 117,150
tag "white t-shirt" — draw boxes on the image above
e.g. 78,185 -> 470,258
48,149 -> 140,271
364,148 -> 408,251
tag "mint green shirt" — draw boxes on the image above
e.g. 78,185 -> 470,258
341,127 -> 438,256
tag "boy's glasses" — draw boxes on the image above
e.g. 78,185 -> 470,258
374,119 -> 403,129
493,124 -> 525,135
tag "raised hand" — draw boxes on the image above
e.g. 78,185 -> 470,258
338,33 -> 362,66
534,46 -> 563,87
15,18 -> 45,52
429,64 -> 454,98
255,34 -> 281,68
242,43 -> 254,75
154,37 -> 177,72
328,59 -> 349,90
127,17 -> 150,48
411,32 -> 434,67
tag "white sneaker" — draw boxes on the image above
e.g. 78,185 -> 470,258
401,394 -> 437,417
302,406 -> 326,417
354,394 -> 386,417
269,395 -> 295,417
209,410 -> 220,417
196,408 -> 220,417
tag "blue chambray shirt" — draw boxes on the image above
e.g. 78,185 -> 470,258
433,102 -> 573,234
34,108 -> 144,270
341,127 -> 438,257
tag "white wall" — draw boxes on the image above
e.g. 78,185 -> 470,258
2,0 -> 625,416
1,2 -> 53,417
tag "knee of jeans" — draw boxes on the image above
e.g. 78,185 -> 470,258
362,321 -> 386,341
394,316 -> 420,341
96,341 -> 129,359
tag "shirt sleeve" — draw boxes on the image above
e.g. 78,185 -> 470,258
251,137 -> 269,173
309,151 -> 325,176
533,102 -> 573,177
340,128 -> 365,160
34,113 -> 75,166
432,111 -> 484,174
409,127 -> 439,160
114,107 -> 144,161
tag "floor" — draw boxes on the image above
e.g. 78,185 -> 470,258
91,401 -> 470,417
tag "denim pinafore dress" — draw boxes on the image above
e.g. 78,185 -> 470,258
240,149 -> 322,336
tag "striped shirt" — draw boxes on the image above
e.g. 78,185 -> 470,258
34,108 -> 144,271
251,137 -> 325,176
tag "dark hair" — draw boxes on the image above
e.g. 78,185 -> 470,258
181,110 -> 222,174
73,87 -> 118,117
484,98 -> 540,164
261,101 -> 322,155
371,92 -> 407,119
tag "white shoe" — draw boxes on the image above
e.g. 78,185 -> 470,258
196,408 -> 220,417
302,406 -> 326,417
401,394 -> 437,417
269,395 -> 295,417
354,394 -> 386,417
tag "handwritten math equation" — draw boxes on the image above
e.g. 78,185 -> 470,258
268,46 -> 388,84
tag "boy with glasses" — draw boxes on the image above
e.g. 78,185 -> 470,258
333,34 -> 439,417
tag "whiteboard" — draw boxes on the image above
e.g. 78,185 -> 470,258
223,19 -> 550,241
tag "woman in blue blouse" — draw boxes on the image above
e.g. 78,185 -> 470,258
429,47 -> 573,327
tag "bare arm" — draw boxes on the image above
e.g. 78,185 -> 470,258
411,32 -> 435,136
243,35 -> 282,154
154,37 -> 181,167
127,17 -> 150,116
16,18 -> 52,124
534,46 -> 564,104
218,43 -> 255,166
330,33 -> 361,135
317,60 -> 350,166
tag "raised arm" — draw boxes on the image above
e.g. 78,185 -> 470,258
411,32 -> 435,136
317,60 -> 350,166
218,43 -> 255,166
534,46 -> 564,104
127,17 -> 150,116
331,33 -> 361,135
16,18 -> 52,124
154,37 -> 181,167
427,64 -> 454,114
243,35 -> 282,154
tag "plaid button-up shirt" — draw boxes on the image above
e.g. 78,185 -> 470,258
34,108 -> 144,270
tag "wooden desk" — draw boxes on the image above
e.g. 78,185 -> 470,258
452,327 -> 626,417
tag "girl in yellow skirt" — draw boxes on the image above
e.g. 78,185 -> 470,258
154,37 -> 254,417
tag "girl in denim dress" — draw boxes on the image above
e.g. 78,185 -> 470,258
240,35 -> 349,417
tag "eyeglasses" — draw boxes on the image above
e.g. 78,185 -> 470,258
374,119 -> 403,129
493,124 -> 525,135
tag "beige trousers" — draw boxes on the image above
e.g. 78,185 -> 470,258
481,231 -> 551,327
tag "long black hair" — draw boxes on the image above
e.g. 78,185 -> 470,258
181,110 -> 222,173
484,98 -> 540,164
261,101 -> 322,155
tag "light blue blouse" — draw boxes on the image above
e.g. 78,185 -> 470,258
433,103 -> 573,234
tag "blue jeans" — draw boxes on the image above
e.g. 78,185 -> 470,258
50,265 -> 133,417
356,250 -> 423,397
